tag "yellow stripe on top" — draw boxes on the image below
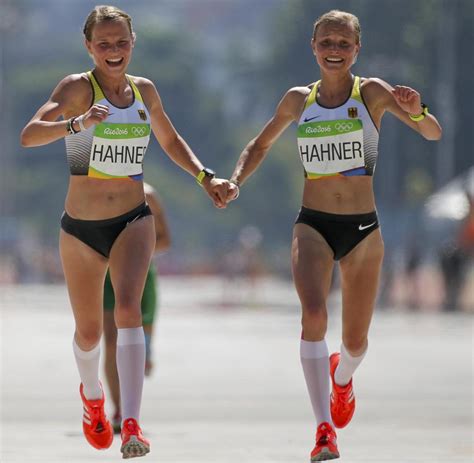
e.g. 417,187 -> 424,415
306,171 -> 343,180
350,76 -> 363,103
304,82 -> 319,110
127,76 -> 144,103
87,71 -> 105,104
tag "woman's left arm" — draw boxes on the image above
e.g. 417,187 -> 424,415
136,77 -> 234,208
138,77 -> 205,174
365,78 -> 442,141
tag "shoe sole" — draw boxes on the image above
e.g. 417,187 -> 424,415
121,436 -> 150,459
311,448 -> 340,461
84,427 -> 113,450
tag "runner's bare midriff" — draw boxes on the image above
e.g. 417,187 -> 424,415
65,176 -> 145,220
302,175 -> 376,214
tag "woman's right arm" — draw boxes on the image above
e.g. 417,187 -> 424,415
20,74 -> 93,147
230,87 -> 308,187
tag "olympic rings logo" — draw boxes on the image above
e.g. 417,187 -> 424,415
334,122 -> 353,132
131,127 -> 147,137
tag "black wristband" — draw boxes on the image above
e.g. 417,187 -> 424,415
66,117 -> 79,135
71,116 -> 80,134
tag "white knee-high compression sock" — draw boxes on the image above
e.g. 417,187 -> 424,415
300,339 -> 332,426
334,343 -> 367,386
117,327 -> 145,423
73,338 -> 102,400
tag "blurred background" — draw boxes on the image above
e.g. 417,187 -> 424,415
0,0 -> 473,312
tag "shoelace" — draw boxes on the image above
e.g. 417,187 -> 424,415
123,419 -> 138,434
333,382 -> 353,403
86,404 -> 107,433
318,434 -> 329,445
316,426 -> 334,445
333,398 -> 351,417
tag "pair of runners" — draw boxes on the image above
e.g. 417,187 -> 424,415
21,5 -> 441,461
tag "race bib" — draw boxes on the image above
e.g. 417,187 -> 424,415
88,123 -> 150,179
297,119 -> 365,175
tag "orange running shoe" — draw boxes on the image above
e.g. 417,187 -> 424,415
79,383 -> 113,450
120,418 -> 150,459
310,422 -> 339,461
329,352 -> 355,429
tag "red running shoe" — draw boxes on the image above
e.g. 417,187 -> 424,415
310,422 -> 339,461
330,352 -> 356,428
121,418 -> 150,459
79,383 -> 113,450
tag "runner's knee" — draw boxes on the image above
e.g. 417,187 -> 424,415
114,304 -> 142,327
75,326 -> 102,350
301,303 -> 328,332
342,335 -> 368,356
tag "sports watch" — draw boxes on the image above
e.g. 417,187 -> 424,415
409,103 -> 429,122
196,167 -> 216,186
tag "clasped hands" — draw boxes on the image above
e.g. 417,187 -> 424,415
201,178 -> 240,209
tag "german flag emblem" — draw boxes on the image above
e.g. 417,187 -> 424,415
348,107 -> 358,118
138,109 -> 147,121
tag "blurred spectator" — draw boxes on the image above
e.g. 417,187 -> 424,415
221,225 -> 266,307
404,238 -> 423,310
439,190 -> 474,311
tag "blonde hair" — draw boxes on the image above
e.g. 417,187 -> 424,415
313,10 -> 361,43
83,5 -> 134,41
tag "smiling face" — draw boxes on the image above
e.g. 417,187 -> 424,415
85,19 -> 135,75
312,21 -> 360,75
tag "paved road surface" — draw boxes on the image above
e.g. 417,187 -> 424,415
1,278 -> 472,462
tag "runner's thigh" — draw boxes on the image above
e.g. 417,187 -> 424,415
292,223 -> 334,309
59,229 -> 108,335
108,215 -> 155,311
339,229 -> 384,346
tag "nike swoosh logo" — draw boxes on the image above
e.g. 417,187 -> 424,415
359,221 -> 377,231
304,115 -> 320,122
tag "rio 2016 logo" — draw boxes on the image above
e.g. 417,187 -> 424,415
104,127 -> 128,136
131,127 -> 147,137
334,122 -> 353,132
305,126 -> 331,134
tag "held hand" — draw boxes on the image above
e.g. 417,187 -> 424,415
226,182 -> 240,203
392,85 -> 422,115
82,104 -> 110,129
203,178 -> 231,209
